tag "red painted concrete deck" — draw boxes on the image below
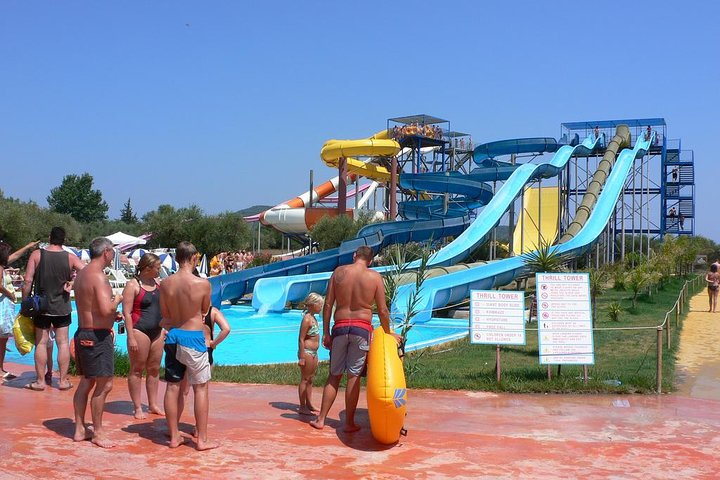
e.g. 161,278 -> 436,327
1,292 -> 719,479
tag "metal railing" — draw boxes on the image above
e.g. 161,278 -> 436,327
653,274 -> 703,393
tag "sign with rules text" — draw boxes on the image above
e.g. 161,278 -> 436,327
470,290 -> 526,345
536,272 -> 594,365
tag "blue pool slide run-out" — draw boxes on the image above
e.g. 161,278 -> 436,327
251,134 -> 603,312
391,133 -> 654,324
210,216 -> 470,306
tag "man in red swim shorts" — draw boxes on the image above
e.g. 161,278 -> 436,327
310,246 -> 400,432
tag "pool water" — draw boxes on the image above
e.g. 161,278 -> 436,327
6,304 -> 468,366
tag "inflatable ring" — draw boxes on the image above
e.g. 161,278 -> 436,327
366,327 -> 407,444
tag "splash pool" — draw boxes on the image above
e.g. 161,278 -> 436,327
6,304 -> 468,366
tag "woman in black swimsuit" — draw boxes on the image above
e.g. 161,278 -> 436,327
121,253 -> 165,419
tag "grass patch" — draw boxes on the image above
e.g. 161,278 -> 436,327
80,275 -> 698,394
209,275 -> 702,394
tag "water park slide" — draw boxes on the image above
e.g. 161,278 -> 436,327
391,130 -> 652,325
513,125 -> 630,254
398,171 -> 497,219
511,186 -> 560,255
261,182 -> 379,234
320,130 -> 401,182
210,215 -> 469,306
473,137 -> 560,162
250,134 -> 604,311
406,133 -> 604,268
559,125 -> 630,243
253,174 -> 369,233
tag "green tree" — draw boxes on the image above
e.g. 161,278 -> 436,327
309,214 -> 371,251
80,219 -> 144,244
142,205 -> 252,256
120,198 -> 138,224
47,173 -> 108,223
0,191 -> 82,252
625,265 -> 650,309
194,212 -> 252,257
588,267 -> 610,327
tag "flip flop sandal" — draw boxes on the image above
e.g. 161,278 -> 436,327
27,382 -> 46,391
58,382 -> 74,391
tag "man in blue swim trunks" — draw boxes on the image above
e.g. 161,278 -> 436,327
160,241 -> 218,451
310,246 -> 401,432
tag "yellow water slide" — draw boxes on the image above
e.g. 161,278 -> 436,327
320,130 -> 400,182
512,186 -> 560,255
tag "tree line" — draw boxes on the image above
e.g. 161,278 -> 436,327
0,173 -> 284,261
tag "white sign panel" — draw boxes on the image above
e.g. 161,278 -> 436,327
536,273 -> 594,365
470,290 -> 526,345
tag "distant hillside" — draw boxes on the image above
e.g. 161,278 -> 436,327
236,205 -> 272,217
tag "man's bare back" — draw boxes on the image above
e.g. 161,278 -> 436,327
330,263 -> 387,322
159,270 -> 210,332
74,263 -> 118,330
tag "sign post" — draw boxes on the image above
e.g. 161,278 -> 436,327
470,290 -> 526,382
536,273 -> 594,372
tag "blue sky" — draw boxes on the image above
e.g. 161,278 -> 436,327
2,1 -> 718,240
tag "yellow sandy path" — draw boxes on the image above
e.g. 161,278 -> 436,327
674,290 -> 720,400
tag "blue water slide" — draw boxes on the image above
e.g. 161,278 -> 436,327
251,135 -> 602,311
473,137 -> 560,162
391,133 -> 654,324
405,134 -> 602,268
398,171 -> 496,219
210,215 -> 469,306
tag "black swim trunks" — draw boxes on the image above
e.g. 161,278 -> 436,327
34,314 -> 72,329
74,328 -> 114,378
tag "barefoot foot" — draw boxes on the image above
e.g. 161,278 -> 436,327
73,427 -> 93,442
196,438 -> 219,451
298,407 -> 316,416
133,407 -> 147,420
343,423 -> 361,433
169,435 -> 189,448
309,418 -> 325,430
148,405 -> 164,416
91,435 -> 115,448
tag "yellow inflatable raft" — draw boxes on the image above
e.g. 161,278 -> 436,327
366,326 -> 407,444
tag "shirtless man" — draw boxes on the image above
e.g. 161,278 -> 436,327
160,241 -> 217,451
310,246 -> 400,432
72,237 -> 122,448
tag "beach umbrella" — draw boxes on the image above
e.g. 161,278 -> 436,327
159,253 -> 177,272
113,247 -> 122,271
198,254 -> 208,276
75,249 -> 91,261
129,248 -> 147,260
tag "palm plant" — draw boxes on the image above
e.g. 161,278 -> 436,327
382,243 -> 433,379
606,302 -> 623,322
522,239 -> 571,274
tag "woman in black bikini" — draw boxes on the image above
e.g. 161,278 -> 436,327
122,253 -> 165,419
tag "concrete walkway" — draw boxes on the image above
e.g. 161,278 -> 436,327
0,292 -> 718,479
675,291 -> 720,400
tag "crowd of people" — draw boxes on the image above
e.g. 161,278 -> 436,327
209,250 -> 254,276
1,226 -> 400,449
390,123 -> 443,140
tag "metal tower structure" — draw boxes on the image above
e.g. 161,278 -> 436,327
559,118 -> 695,266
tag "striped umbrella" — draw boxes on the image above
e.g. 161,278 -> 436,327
113,247 -> 122,271
129,248 -> 147,260
198,254 -> 208,276
159,253 -> 177,272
